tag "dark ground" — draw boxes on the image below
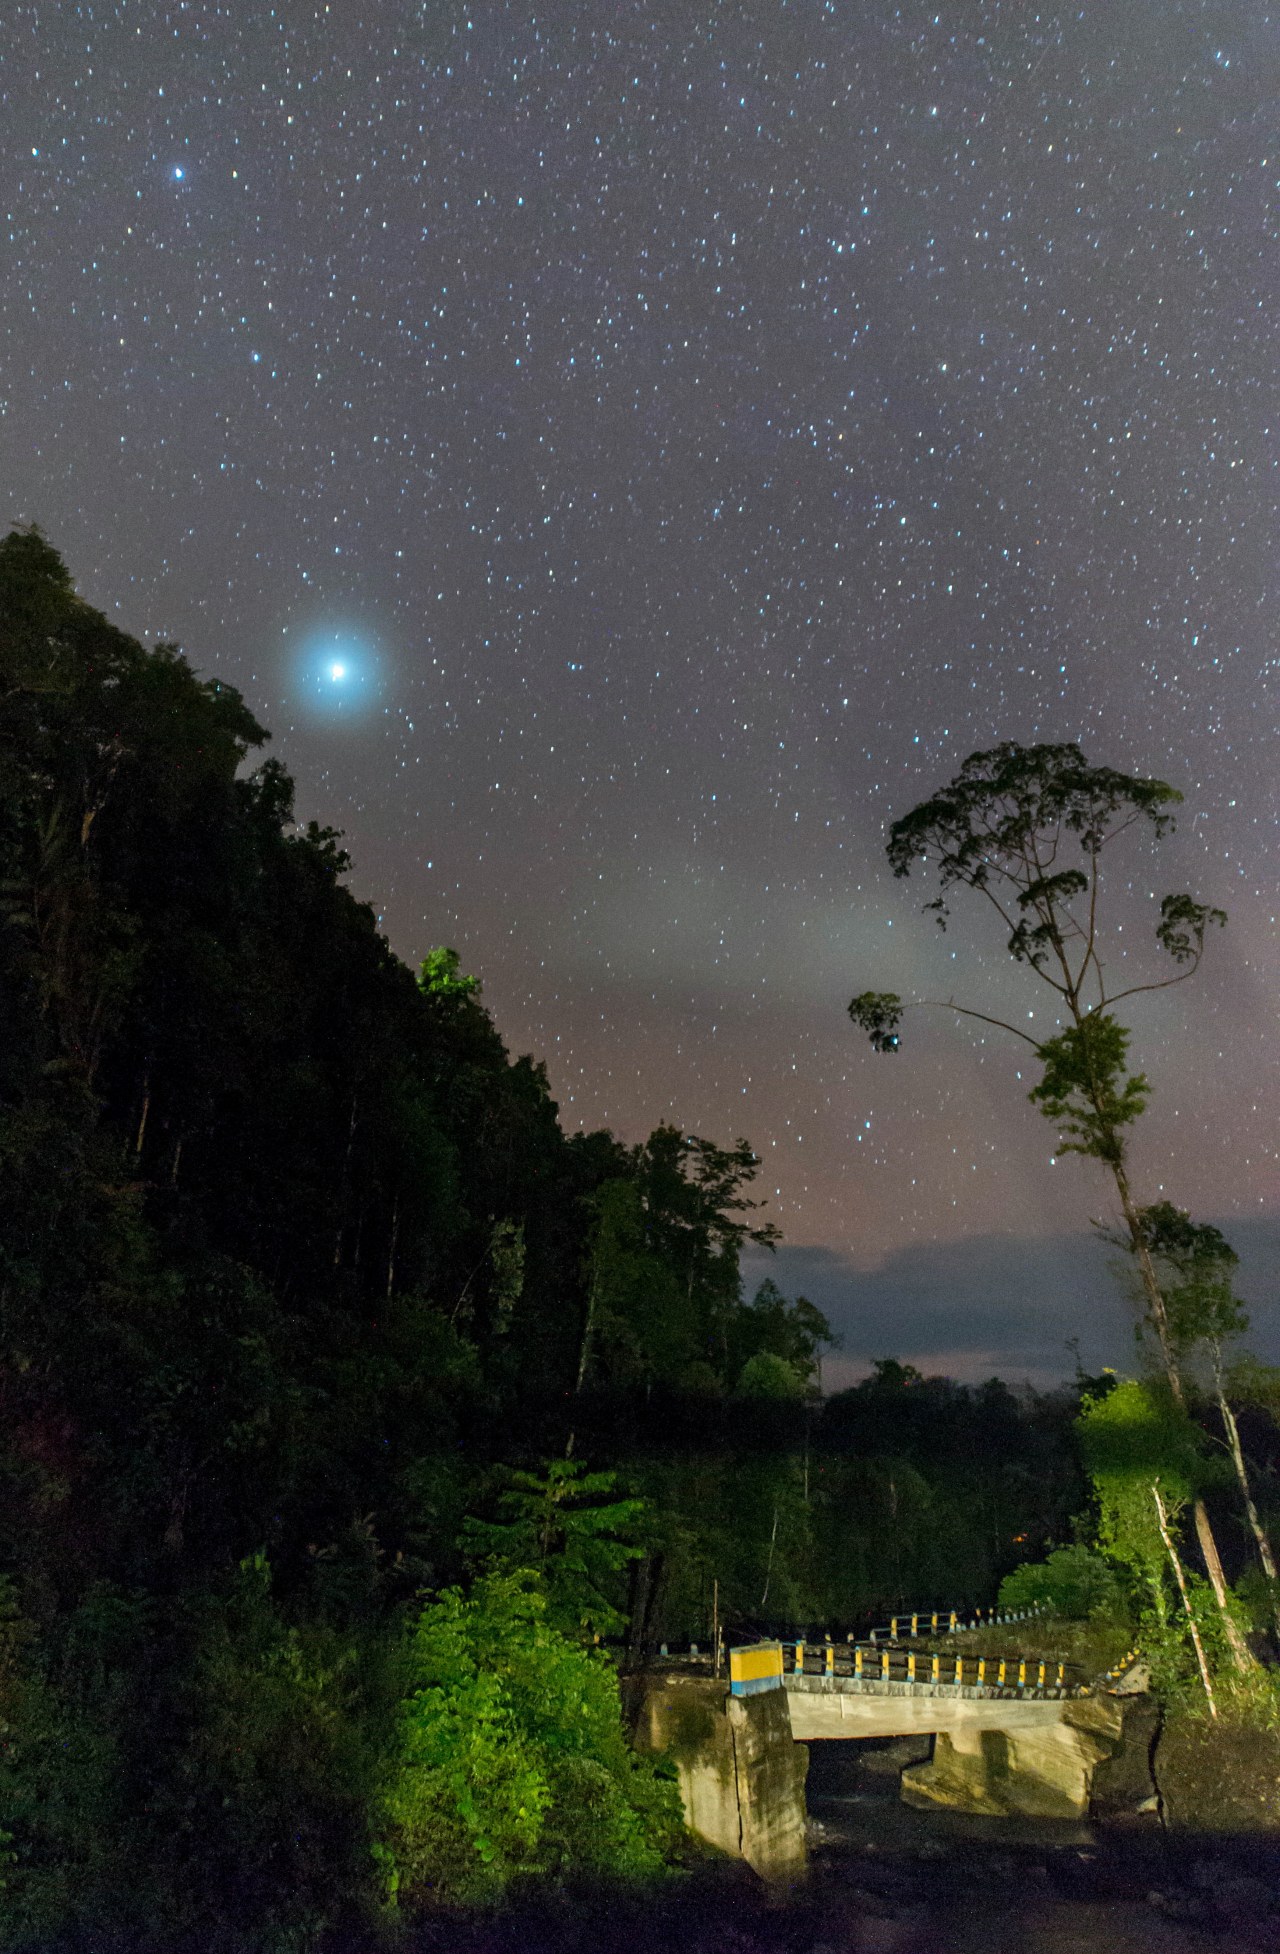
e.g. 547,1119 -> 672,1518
383,1738 -> 1280,1954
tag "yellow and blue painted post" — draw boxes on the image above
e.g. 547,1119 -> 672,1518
949,1610 -> 958,1632
931,1611 -> 938,1631
1018,1659 -> 1027,1690
907,1652 -> 917,1683
931,1653 -> 940,1684
854,1645 -> 864,1679
998,1658 -> 1007,1688
910,1612 -> 918,1637
794,1638 -> 805,1676
728,1643 -> 784,1698
881,1647 -> 890,1681
954,1655 -> 963,1685
825,1637 -> 835,1678
977,1657 -> 986,1687
890,1615 -> 899,1640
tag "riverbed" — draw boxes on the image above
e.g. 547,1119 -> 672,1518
400,1737 -> 1280,1954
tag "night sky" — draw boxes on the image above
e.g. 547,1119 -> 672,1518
5,1 -> 1276,1385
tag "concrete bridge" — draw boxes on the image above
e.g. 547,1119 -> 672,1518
631,1624 -> 1149,1882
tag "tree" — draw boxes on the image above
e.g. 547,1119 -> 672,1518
1132,1203 -> 1279,1633
1077,1379 -> 1219,1711
847,741 -> 1248,1666
461,1458 -> 647,1640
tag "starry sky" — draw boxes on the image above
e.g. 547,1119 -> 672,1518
4,0 -> 1276,1385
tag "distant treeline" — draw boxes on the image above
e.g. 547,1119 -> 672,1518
0,529 -> 1082,1945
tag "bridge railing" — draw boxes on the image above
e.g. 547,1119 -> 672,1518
652,1609 -> 1139,1702
779,1635 -> 1087,1695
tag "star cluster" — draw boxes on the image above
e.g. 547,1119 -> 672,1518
3,2 -> 1275,1352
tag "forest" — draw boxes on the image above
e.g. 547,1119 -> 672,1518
0,528 -> 1275,1948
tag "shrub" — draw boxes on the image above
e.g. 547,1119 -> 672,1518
997,1544 -> 1125,1621
374,1570 -> 682,1908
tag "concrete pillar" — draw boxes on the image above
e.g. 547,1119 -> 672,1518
628,1672 -> 808,1882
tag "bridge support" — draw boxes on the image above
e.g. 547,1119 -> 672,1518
901,1695 -> 1128,1818
786,1679 -> 1132,1819
627,1671 -> 808,1882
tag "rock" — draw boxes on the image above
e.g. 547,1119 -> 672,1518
1155,1711 -> 1280,1834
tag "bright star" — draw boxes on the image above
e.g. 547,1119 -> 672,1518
173,166 -> 185,180
329,661 -> 347,682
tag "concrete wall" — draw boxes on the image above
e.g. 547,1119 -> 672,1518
629,1671 -> 808,1882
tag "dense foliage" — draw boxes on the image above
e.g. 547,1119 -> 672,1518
0,532 -> 1121,1947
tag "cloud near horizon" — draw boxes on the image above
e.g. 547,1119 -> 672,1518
742,1215 -> 1280,1394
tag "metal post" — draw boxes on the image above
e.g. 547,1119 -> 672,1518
955,1655 -> 963,1686
978,1657 -> 986,1686
795,1638 -> 804,1676
930,1652 -> 940,1683
891,1615 -> 898,1640
1037,1661 -> 1046,1689
881,1647 -> 890,1680
908,1651 -> 916,1683
855,1645 -> 864,1679
998,1658 -> 1006,1688
825,1638 -> 834,1678
1018,1659 -> 1027,1690
910,1612 -> 918,1636
949,1610 -> 957,1632
931,1611 -> 938,1632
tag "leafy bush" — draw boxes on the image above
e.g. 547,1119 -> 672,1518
997,1543 -> 1125,1621
374,1571 -> 682,1908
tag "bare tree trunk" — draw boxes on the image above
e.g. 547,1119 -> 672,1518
1109,1157 -> 1254,1672
385,1195 -> 400,1300
759,1504 -> 779,1610
1215,1355 -> 1280,1637
1154,1483 -> 1216,1718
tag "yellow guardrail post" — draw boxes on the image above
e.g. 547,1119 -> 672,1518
910,1612 -> 918,1636
955,1655 -> 963,1685
794,1639 -> 804,1676
907,1651 -> 916,1683
978,1657 -> 986,1687
931,1652 -> 940,1684
1056,1662 -> 1065,1688
930,1610 -> 938,1632
890,1614 -> 899,1640
998,1658 -> 1007,1688
854,1645 -> 864,1679
1037,1661 -> 1047,1690
948,1610 -> 958,1632
881,1647 -> 890,1680
825,1637 -> 834,1678
1018,1659 -> 1027,1690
